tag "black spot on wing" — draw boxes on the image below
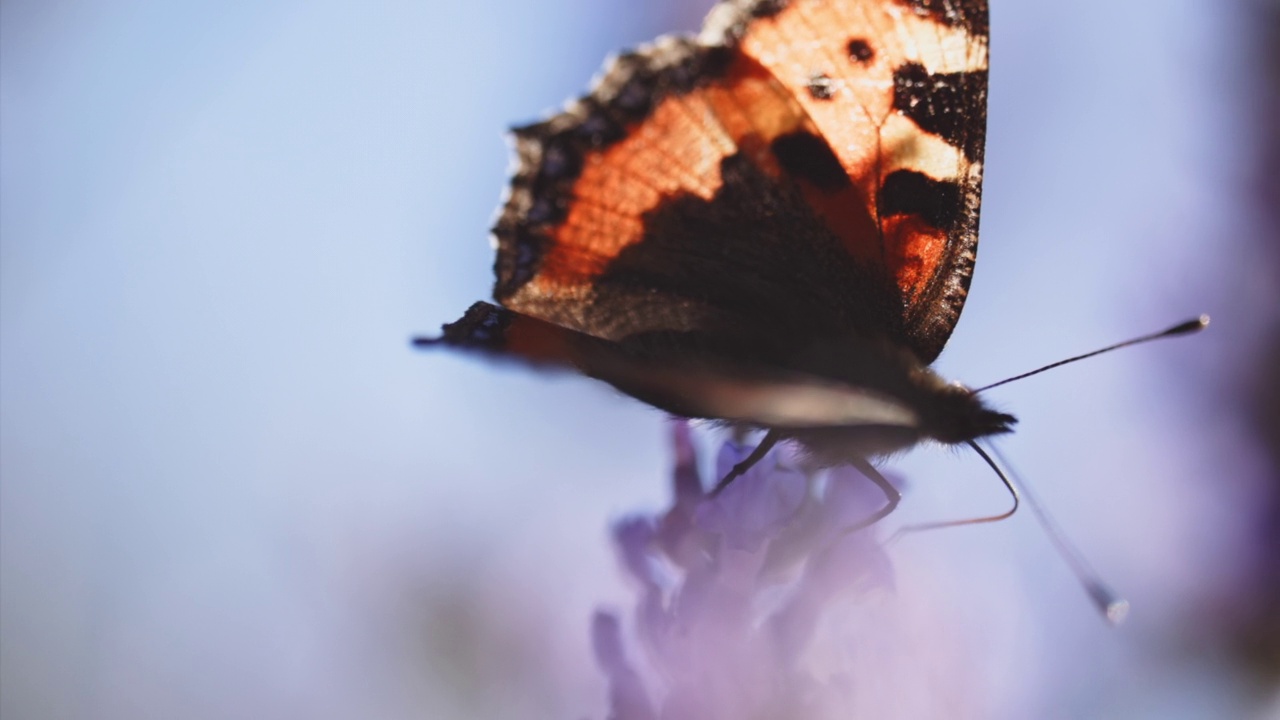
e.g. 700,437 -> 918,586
878,170 -> 962,231
847,39 -> 874,63
770,132 -> 850,192
749,0 -> 789,18
806,73 -> 836,100
892,62 -> 988,162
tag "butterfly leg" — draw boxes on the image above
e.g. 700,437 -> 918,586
840,457 -> 902,535
887,440 -> 1019,541
710,430 -> 781,496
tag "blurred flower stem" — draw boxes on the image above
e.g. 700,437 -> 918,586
591,420 -> 900,720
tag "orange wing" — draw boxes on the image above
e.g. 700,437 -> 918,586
491,0 -> 988,365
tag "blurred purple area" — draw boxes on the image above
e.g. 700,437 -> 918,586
1,0 -> 1277,718
594,422 -> 904,719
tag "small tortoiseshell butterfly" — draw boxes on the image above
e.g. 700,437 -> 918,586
422,0 -> 1005,486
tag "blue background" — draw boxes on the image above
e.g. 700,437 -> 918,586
3,1 -> 1273,718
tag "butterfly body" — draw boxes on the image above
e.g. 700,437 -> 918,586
427,299 -> 1013,467
422,0 -> 1009,467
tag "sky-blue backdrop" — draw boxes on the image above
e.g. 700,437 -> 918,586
2,1 -> 1269,718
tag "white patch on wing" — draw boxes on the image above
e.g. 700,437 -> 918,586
884,3 -> 988,75
878,111 -> 969,180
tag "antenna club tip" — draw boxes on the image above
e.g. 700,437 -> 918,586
1104,599 -> 1131,626
1165,315 -> 1210,337
1085,580 -> 1130,626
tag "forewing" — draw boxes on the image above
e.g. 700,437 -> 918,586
710,0 -> 989,361
491,0 -> 988,365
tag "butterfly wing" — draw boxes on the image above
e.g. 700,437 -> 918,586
492,0 -> 988,366
424,302 -> 921,431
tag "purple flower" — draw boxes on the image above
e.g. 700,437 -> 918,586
592,420 -> 902,720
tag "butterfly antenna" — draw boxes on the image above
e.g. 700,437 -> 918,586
975,315 -> 1209,393
888,441 -> 1128,624
987,442 -> 1129,625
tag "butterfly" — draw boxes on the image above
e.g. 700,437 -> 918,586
419,0 -> 1008,497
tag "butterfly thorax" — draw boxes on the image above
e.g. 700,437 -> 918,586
777,378 -> 1014,468
912,378 -> 1015,444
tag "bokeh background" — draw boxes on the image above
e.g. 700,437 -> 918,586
3,0 -> 1277,718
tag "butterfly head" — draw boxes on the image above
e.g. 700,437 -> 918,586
918,382 -> 1017,445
